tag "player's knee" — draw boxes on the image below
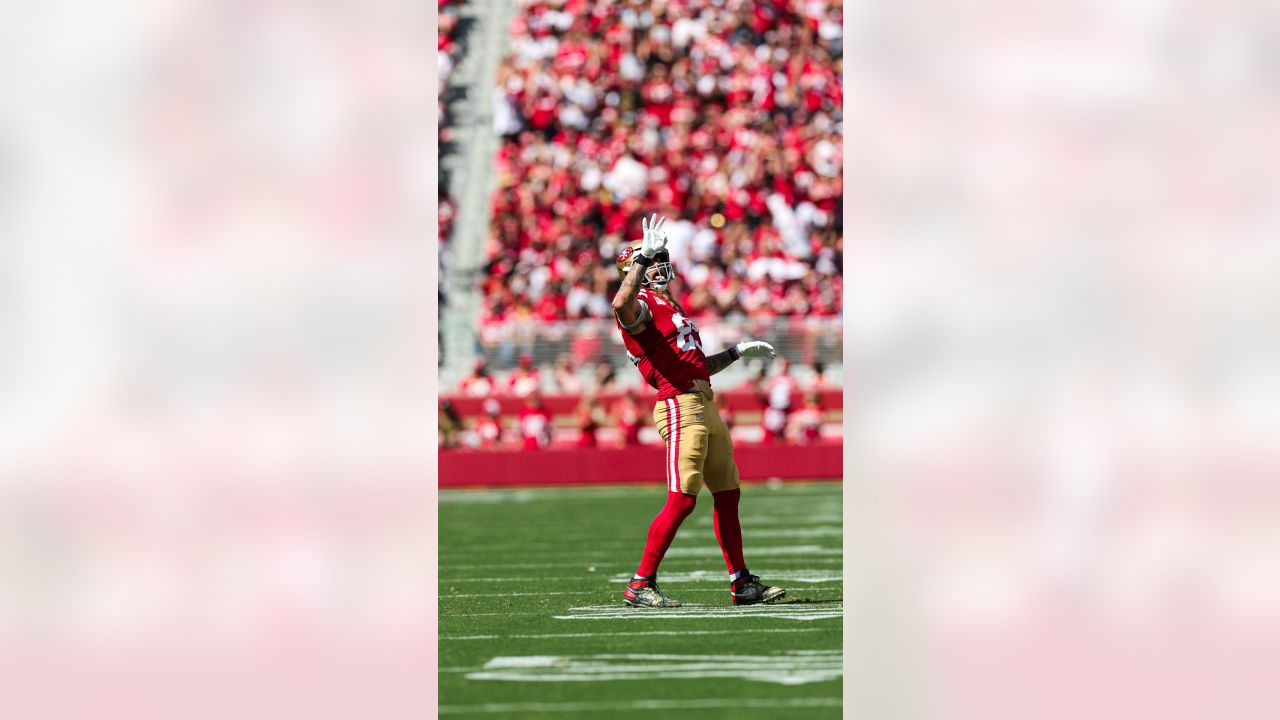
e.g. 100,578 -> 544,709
667,489 -> 697,517
712,487 -> 740,508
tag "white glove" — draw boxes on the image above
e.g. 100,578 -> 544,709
640,213 -> 668,258
735,340 -> 776,360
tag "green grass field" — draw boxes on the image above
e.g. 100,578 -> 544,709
439,481 -> 843,718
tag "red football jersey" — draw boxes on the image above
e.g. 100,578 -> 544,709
518,407 -> 551,450
616,288 -> 710,400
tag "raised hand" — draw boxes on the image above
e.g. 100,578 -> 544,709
640,214 -> 668,258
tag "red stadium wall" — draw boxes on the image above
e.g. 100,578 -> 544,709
443,388 -> 842,419
438,443 -> 842,487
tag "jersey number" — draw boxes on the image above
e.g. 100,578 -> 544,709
672,313 -> 703,353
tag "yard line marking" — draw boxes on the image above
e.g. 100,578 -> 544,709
447,603 -> 843,620
439,697 -> 841,714
731,515 -> 843,526
442,561 -> 613,570
440,576 -> 603,583
442,587 -> 841,598
747,526 -> 843,538
438,525 -> 843,552
441,569 -> 843,584
441,553 -> 843,570
442,627 -> 830,640
663,544 -> 842,557
439,491 -> 538,504
442,591 -> 601,598
463,651 -> 842,686
608,569 -> 843,584
439,487 -> 663,503
447,611 -> 578,617
556,603 -> 843,622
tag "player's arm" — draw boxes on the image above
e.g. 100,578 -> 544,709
611,261 -> 652,334
706,341 -> 777,375
612,214 -> 667,334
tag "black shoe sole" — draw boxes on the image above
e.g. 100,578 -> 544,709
732,590 -> 786,606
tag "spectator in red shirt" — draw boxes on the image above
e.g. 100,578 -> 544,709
574,395 -> 604,448
759,358 -> 796,445
507,354 -> 542,397
716,392 -> 735,434
611,389 -> 644,447
474,398 -> 505,449
591,361 -> 618,394
793,391 -> 825,445
518,392 -> 553,450
810,361 -> 829,390
459,359 -> 497,397
552,354 -> 585,394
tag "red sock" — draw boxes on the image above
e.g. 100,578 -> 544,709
712,488 -> 746,576
635,491 -> 698,578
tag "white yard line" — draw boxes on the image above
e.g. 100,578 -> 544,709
443,591 -> 605,598
441,552 -> 843,570
458,651 -> 842,686
606,570 -> 843,584
440,526 -> 843,550
441,569 -> 843,584
441,576 -> 605,583
745,526 -> 843,538
442,627 -> 831,640
447,611 -> 581,617
663,544 -> 842,557
447,603 -> 842,620
735,515 -> 844,525
442,587 -> 841,598
439,487 -> 654,503
439,696 -> 841,714
555,603 -> 843,622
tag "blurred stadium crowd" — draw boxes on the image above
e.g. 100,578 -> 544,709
477,0 -> 843,333
438,0 -> 460,254
439,354 -> 837,450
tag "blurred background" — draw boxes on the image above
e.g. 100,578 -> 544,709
842,2 -> 1280,719
0,0 -> 1277,718
1,1 -> 435,718
437,0 -> 844,480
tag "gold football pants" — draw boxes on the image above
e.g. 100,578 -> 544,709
652,379 -> 740,495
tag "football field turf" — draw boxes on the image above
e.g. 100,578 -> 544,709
439,480 -> 843,718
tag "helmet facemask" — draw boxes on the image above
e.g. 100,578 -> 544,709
643,251 -> 673,291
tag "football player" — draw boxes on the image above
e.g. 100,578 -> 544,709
613,214 -> 786,608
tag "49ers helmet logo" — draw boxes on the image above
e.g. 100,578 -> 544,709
617,245 -> 633,264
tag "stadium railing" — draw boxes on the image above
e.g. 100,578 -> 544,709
474,315 -> 842,372
443,387 -> 841,418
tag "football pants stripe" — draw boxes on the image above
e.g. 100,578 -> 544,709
665,398 -> 677,492
672,400 -> 682,492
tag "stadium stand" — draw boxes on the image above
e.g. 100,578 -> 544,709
477,0 -> 843,338
438,0 -> 843,477
438,0 -> 461,359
